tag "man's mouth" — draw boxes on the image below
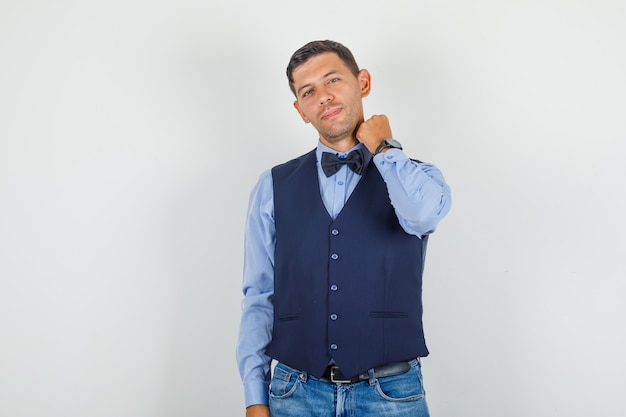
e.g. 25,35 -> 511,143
321,107 -> 342,120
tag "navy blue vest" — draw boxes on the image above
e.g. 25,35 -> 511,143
267,149 -> 429,379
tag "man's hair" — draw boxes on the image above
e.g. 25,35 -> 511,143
286,40 -> 360,96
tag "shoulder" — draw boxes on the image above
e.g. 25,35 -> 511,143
271,149 -> 317,177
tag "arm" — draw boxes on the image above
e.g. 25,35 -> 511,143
357,115 -> 452,236
375,150 -> 451,236
236,171 -> 276,409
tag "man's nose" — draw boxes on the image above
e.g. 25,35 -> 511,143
319,88 -> 333,105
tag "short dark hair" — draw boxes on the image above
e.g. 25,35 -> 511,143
286,40 -> 360,96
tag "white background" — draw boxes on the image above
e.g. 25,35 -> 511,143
1,1 -> 625,416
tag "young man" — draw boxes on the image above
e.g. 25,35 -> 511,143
237,40 -> 451,417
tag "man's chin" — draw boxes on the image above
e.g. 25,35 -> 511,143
317,125 -> 354,142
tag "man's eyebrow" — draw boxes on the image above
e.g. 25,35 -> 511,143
296,71 -> 341,96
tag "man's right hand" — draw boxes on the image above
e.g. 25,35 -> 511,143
246,404 -> 270,417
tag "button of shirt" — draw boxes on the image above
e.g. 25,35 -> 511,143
330,314 -> 338,320
331,229 -> 339,236
331,253 -> 339,260
330,284 -> 338,291
330,344 -> 338,350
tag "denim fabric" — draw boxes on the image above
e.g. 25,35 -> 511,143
269,359 -> 430,417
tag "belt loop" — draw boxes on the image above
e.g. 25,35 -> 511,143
367,368 -> 376,386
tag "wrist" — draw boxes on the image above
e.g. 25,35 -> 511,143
374,138 -> 402,155
246,404 -> 270,417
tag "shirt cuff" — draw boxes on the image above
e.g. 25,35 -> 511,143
244,380 -> 270,408
373,148 -> 409,176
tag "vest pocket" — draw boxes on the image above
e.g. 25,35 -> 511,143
369,312 -> 409,318
277,314 -> 300,322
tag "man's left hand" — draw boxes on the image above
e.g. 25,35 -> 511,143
356,115 -> 393,154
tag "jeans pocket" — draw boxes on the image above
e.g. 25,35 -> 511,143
375,366 -> 425,402
269,364 -> 301,399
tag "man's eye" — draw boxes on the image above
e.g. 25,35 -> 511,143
303,89 -> 313,97
328,78 -> 339,84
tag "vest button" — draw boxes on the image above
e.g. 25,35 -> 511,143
330,314 -> 338,320
330,284 -> 338,291
331,253 -> 339,260
331,229 -> 339,236
330,344 -> 338,350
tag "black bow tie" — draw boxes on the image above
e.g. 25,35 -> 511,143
321,149 -> 365,177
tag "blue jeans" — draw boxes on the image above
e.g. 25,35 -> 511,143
269,359 -> 430,417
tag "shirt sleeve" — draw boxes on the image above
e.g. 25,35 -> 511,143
236,170 -> 275,407
373,148 -> 452,237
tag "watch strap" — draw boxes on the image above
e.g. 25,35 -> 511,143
374,139 -> 402,155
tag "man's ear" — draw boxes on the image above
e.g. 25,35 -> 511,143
293,101 -> 310,123
358,69 -> 371,98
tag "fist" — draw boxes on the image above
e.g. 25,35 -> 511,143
356,115 -> 393,154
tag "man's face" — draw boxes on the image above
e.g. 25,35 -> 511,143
291,52 -> 371,149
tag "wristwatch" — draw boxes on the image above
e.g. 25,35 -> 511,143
374,138 -> 403,155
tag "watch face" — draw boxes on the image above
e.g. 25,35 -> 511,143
386,138 -> 402,148
375,138 -> 403,155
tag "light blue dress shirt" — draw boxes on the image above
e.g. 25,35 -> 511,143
237,141 -> 451,407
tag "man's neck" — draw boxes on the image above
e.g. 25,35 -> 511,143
319,136 -> 359,153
